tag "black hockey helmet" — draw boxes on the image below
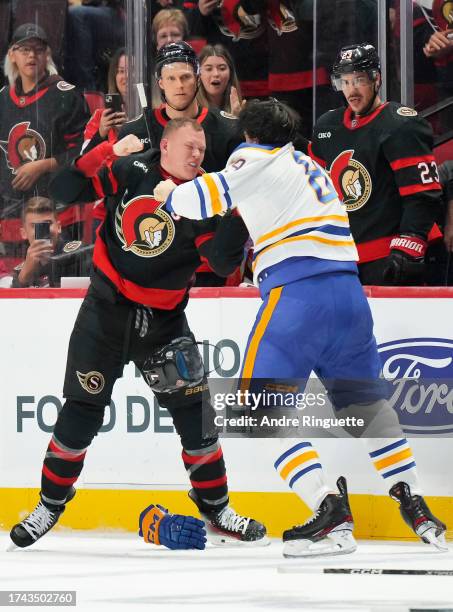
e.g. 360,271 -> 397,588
154,41 -> 200,79
331,43 -> 381,91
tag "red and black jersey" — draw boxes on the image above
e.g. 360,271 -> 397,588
0,74 -> 89,219
118,105 -> 240,173
182,0 -> 269,97
266,0 -> 329,93
310,102 -> 442,263
49,142 -> 245,309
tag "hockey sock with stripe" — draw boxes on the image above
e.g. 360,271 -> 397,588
41,434 -> 87,506
364,438 -> 422,494
275,441 -> 335,510
182,439 -> 229,510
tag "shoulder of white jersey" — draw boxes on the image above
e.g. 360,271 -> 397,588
226,143 -> 289,168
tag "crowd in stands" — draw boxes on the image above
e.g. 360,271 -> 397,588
0,0 -> 453,287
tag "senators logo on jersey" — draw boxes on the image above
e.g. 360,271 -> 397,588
217,0 -> 265,40
433,0 -> 453,29
329,150 -> 372,211
0,122 -> 46,174
115,194 -> 175,257
268,2 -> 298,34
77,370 -> 105,394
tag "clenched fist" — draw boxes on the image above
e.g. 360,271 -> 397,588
153,178 -> 177,202
112,134 -> 144,157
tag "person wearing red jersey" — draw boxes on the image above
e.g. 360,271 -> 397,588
310,43 -> 442,286
9,117 -> 264,550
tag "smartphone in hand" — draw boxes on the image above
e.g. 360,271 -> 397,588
34,221 -> 51,241
105,93 -> 123,113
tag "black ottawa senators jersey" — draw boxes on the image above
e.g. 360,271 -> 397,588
49,148 -> 228,309
118,106 -> 240,172
0,75 -> 89,218
182,0 -> 269,96
310,102 -> 442,262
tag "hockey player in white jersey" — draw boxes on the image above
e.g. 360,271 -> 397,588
153,99 -> 447,557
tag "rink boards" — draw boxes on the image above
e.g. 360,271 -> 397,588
0,287 -> 452,539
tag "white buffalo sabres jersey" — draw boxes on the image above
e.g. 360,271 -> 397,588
166,143 -> 358,286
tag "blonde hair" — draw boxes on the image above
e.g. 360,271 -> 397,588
152,9 -> 188,43
197,44 -> 242,114
4,46 -> 58,86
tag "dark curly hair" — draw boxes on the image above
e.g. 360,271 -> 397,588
237,98 -> 301,145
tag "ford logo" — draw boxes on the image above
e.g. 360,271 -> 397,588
377,338 -> 453,435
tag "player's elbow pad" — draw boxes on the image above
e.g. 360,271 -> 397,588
49,167 -> 91,204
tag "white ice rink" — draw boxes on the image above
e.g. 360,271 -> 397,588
1,532 -> 452,612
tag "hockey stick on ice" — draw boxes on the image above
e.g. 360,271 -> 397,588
278,567 -> 453,576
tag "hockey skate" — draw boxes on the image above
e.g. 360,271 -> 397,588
9,487 -> 76,550
389,482 -> 448,552
188,489 -> 269,546
282,476 -> 357,558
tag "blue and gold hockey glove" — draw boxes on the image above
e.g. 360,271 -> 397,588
138,503 -> 206,550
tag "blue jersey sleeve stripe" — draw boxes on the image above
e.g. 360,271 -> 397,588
216,172 -> 233,209
165,192 -> 174,212
194,178 -> 207,219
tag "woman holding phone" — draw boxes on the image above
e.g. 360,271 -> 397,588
81,48 -> 128,238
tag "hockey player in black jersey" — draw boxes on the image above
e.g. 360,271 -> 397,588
310,43 -> 442,286
119,41 -> 243,286
9,118 -> 267,550
118,41 -> 240,173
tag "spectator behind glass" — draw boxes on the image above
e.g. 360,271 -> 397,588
151,0 -> 184,21
197,44 -> 243,115
151,9 -> 189,108
81,47 -> 128,238
0,23 -> 89,271
182,1 -> 269,99
422,4 -> 453,97
64,0 -> 125,92
11,195 -> 93,288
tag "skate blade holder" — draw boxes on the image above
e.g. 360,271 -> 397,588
207,531 -> 270,547
418,524 -> 449,553
283,528 -> 357,559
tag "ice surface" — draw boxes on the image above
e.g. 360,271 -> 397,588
1,532 -> 452,612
